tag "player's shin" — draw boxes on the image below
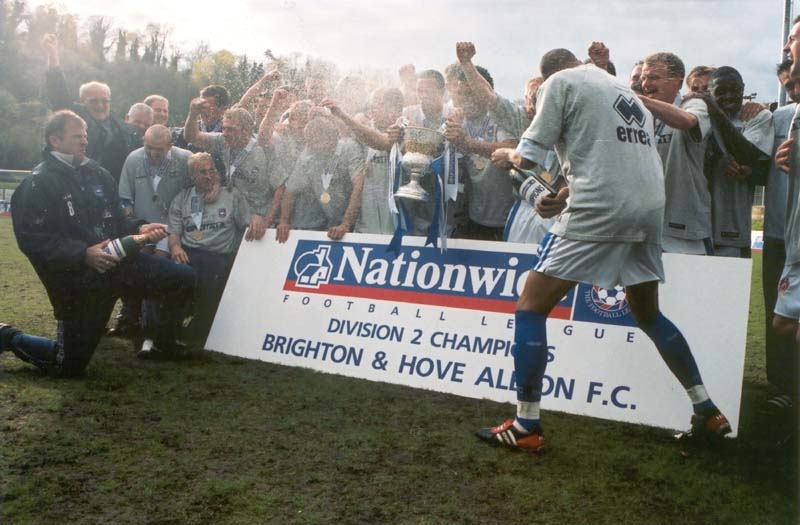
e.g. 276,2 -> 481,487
637,311 -> 716,414
513,310 -> 549,432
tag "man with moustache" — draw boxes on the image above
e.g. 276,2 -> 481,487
168,153 -> 250,346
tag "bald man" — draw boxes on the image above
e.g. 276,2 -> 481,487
118,125 -> 193,254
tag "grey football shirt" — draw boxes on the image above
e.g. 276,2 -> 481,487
285,138 -> 365,229
765,103 -> 796,240
710,109 -> 774,248
206,134 -> 285,216
520,64 -> 664,243
118,146 -> 192,224
168,186 -> 251,254
656,97 -> 713,241
492,95 -> 530,140
462,112 -> 516,228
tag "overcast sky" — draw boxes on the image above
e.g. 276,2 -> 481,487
35,0 -> 793,103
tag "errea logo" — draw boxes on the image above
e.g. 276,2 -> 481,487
614,95 -> 651,146
613,95 -> 646,127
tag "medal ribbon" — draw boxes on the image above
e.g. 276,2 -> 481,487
226,137 -> 256,185
190,187 -> 203,230
144,153 -> 170,197
321,144 -> 342,193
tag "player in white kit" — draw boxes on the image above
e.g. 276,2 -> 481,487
477,48 -> 730,452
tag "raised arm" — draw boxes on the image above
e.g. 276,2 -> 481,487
183,97 -> 215,149
237,68 -> 281,111
321,98 -> 393,151
456,42 -> 497,110
41,34 -> 73,111
257,88 -> 293,148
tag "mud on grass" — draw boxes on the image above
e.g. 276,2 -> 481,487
0,217 -> 797,524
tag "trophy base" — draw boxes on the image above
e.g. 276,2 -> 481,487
394,182 -> 429,202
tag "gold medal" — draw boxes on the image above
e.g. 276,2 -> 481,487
191,230 -> 205,241
474,157 -> 488,171
320,191 -> 331,204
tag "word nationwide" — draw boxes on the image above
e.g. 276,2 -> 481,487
283,241 -> 539,314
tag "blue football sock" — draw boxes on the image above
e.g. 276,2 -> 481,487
513,310 -> 549,430
638,312 -> 716,414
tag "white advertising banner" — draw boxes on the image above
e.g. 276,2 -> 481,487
207,231 -> 751,436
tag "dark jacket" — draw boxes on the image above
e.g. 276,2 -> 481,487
44,68 -> 138,182
11,151 -> 143,317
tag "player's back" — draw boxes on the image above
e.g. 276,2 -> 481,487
529,64 -> 665,243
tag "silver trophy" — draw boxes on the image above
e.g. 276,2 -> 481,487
394,126 -> 445,202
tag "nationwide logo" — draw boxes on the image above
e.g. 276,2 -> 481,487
283,241 -> 637,328
293,245 -> 333,288
284,240 -> 573,318
613,95 -> 646,127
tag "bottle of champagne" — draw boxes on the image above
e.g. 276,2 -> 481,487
509,165 -> 562,205
102,231 -> 162,259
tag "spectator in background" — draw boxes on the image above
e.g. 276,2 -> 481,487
304,70 -> 330,104
629,60 -> 644,94
761,59 -> 800,414
168,153 -> 250,347
144,94 -> 170,126
41,33 -> 137,183
124,102 -> 154,142
398,63 -> 419,107
686,65 -> 715,95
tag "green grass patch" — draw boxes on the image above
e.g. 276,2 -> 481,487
0,217 -> 796,524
